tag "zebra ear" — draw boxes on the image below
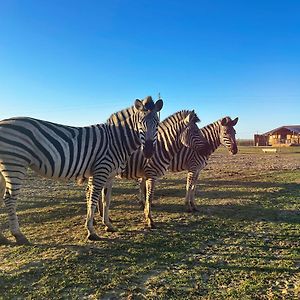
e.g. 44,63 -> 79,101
185,112 -> 194,124
231,117 -> 239,126
154,99 -> 163,112
134,99 -> 144,111
221,117 -> 229,126
192,112 -> 200,123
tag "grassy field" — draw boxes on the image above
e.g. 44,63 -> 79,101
0,146 -> 299,299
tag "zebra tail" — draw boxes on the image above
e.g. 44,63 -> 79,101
0,172 -> 5,200
76,178 -> 87,186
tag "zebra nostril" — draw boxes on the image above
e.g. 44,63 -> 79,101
231,145 -> 238,154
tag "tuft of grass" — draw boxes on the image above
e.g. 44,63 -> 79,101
0,147 -> 299,299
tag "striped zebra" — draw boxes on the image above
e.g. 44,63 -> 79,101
0,96 -> 163,244
168,116 -> 239,212
96,110 -> 209,229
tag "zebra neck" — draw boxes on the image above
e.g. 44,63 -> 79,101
106,106 -> 136,125
107,108 -> 141,153
157,119 -> 188,159
107,121 -> 141,158
200,122 -> 222,154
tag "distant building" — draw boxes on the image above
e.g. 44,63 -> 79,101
254,125 -> 300,146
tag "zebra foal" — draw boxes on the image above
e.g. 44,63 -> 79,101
0,96 -> 163,244
169,116 -> 239,212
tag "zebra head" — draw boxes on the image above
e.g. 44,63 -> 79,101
134,96 -> 163,159
179,111 -> 210,155
220,117 -> 239,154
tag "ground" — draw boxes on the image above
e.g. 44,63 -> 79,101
0,146 -> 299,299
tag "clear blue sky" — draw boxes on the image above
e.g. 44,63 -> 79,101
0,0 -> 299,139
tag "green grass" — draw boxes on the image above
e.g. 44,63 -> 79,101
0,148 -> 299,299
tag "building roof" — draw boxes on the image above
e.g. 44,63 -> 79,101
262,125 -> 300,135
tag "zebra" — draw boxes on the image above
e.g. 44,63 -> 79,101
96,110 -> 209,229
0,96 -> 163,244
168,116 -> 239,212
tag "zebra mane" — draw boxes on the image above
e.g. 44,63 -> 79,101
106,105 -> 137,125
160,110 -> 199,127
200,119 -> 220,135
200,116 -> 233,131
106,96 -> 157,126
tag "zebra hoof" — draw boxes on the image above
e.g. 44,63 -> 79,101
105,226 -> 117,233
0,234 -> 11,245
15,235 -> 31,245
192,207 -> 200,212
87,233 -> 102,241
148,223 -> 157,229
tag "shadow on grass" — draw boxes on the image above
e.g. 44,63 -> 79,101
0,200 -> 142,232
158,178 -> 299,196
1,170 -> 299,298
155,201 -> 300,225
1,175 -> 298,247
1,218 -> 298,299
154,177 -> 300,222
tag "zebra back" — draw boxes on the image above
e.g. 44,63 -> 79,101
0,116 -> 108,180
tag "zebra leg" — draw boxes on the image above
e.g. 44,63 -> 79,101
0,172 -> 11,244
190,170 -> 200,211
185,171 -> 200,212
95,196 -> 103,225
85,179 -> 102,241
3,192 -> 30,244
96,193 -> 113,225
190,171 -> 199,211
86,178 -> 100,226
144,178 -> 156,229
138,178 -> 146,209
101,179 -> 116,232
1,169 -> 30,245
87,178 -> 112,226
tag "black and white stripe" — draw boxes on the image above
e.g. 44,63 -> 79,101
0,96 -> 163,244
169,116 -> 238,212
99,110 -> 209,228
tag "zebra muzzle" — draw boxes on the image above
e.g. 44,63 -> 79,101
231,145 -> 238,155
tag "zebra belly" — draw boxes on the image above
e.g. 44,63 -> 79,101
29,164 -> 92,181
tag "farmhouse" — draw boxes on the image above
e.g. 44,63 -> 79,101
254,125 -> 300,146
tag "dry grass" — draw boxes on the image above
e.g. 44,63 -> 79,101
0,146 -> 299,299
